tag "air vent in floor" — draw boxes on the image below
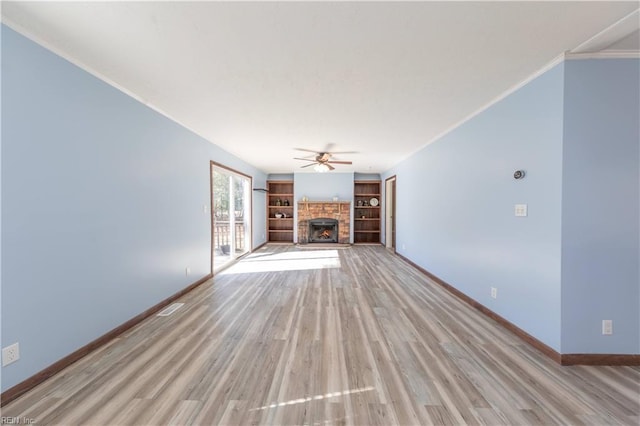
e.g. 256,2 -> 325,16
157,303 -> 185,317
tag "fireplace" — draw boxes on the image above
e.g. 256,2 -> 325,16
308,218 -> 339,243
297,201 -> 350,244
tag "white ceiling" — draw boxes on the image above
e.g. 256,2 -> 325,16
3,1 -> 639,174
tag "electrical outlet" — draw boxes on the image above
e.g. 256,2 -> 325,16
491,287 -> 497,299
602,320 -> 613,335
185,267 -> 191,277
2,343 -> 20,366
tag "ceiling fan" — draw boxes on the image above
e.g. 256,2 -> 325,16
293,144 -> 355,172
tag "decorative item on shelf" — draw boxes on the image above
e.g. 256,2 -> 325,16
275,212 -> 283,219
333,196 -> 339,201
363,200 -> 369,207
369,197 -> 379,207
283,199 -> 289,206
361,215 -> 366,219
301,196 -> 308,202
357,200 -> 363,207
276,198 -> 282,206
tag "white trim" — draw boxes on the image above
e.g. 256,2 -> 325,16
396,44 -> 639,167
1,17 -> 212,146
397,53 -> 566,164
571,9 -> 640,54
566,51 -> 640,60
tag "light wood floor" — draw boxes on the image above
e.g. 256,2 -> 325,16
3,245 -> 639,425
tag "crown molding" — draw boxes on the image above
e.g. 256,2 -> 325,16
565,51 -> 640,60
571,9 -> 639,54
399,52 -> 567,163
1,18 -> 209,146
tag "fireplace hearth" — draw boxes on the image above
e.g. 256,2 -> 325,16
308,218 -> 339,243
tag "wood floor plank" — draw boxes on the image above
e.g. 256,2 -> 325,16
3,245 -> 639,425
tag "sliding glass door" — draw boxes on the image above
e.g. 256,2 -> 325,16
211,163 -> 252,273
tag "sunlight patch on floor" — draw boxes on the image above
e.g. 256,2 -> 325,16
220,250 -> 341,274
249,386 -> 375,411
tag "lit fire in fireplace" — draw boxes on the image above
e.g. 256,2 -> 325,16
307,218 -> 338,243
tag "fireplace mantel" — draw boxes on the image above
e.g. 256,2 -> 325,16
297,201 -> 351,244
298,201 -> 350,210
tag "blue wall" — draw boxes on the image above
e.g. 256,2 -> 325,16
267,173 -> 294,182
1,25 -> 266,391
293,172 -> 355,242
561,59 -> 640,354
383,63 -> 566,350
383,58 -> 640,354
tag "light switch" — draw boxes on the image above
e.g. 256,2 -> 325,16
515,204 -> 528,217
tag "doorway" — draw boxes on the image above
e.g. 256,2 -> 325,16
385,176 -> 396,251
211,162 -> 252,273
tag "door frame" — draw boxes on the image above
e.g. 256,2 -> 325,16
385,175 -> 397,252
210,161 -> 253,274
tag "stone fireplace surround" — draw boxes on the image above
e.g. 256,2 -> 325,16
297,201 -> 351,244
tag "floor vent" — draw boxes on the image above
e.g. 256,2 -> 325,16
157,303 -> 185,317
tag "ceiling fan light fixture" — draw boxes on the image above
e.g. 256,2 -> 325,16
314,163 -> 330,173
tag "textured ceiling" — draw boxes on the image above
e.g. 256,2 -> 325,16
3,1 -> 639,173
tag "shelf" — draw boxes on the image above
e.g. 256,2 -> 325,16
353,232 -> 380,244
267,180 -> 294,243
268,231 -> 294,243
354,180 -> 381,244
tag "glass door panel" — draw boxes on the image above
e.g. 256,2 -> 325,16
212,163 -> 251,273
233,175 -> 251,258
213,168 -> 232,272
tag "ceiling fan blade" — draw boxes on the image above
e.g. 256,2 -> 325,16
300,162 -> 316,168
327,163 -> 335,171
328,151 -> 358,155
323,143 -> 336,153
327,161 -> 352,165
294,147 -> 320,154
293,157 -> 316,162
